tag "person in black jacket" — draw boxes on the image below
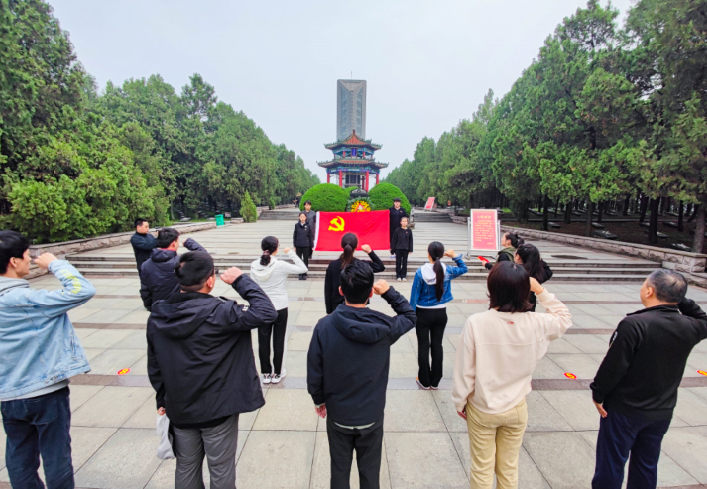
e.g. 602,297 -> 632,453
324,232 -> 385,314
590,270 -> 707,489
308,260 -> 416,489
139,227 -> 205,311
483,232 -> 524,270
148,251 -> 277,489
293,212 -> 314,280
130,218 -> 157,275
391,216 -> 413,281
388,197 -> 408,258
515,243 -> 553,311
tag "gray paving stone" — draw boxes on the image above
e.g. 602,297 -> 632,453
546,353 -> 602,379
252,389 -> 318,432
79,328 -> 136,349
431,389 -> 467,433
237,431 -> 315,488
122,397 -> 159,429
74,428 -> 163,489
309,431 -> 392,489
69,385 -> 104,412
72,386 -> 154,428
111,330 -> 148,349
288,331 -> 313,351
531,356 -> 567,379
526,391 -> 574,432
563,334 -> 612,354
385,432 -> 468,488
546,338 -> 582,354
661,426 -> 707,483
78,308 -> 135,324
86,348 -> 146,376
539,390 -> 600,431
383,390 -> 447,433
523,432 -> 596,488
388,352 -> 418,378
673,388 -> 707,426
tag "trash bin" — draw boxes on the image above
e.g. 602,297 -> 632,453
215,214 -> 225,227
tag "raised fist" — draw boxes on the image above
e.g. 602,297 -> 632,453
220,267 -> 244,285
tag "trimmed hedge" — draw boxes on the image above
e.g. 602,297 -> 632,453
299,183 -> 349,212
241,191 -> 258,222
369,183 -> 412,214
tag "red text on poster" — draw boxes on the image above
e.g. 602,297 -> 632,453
424,197 -> 436,210
314,210 -> 390,251
471,210 -> 498,251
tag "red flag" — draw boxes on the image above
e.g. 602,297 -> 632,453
314,210 -> 390,251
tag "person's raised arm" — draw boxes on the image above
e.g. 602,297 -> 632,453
451,316 -> 477,418
678,298 -> 707,342
26,255 -> 96,317
131,233 -> 157,251
374,280 -> 416,343
445,250 -> 468,278
182,237 -> 205,252
362,245 -> 385,272
217,268 -> 277,331
531,278 -> 572,347
280,248 -> 308,275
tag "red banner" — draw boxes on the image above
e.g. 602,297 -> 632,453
315,210 -> 390,251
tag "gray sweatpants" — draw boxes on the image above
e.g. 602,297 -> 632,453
173,414 -> 239,489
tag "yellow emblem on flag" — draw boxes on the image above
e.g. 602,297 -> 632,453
328,216 -> 345,232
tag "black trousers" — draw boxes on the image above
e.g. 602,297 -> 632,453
415,307 -> 448,388
327,417 -> 384,489
394,249 -> 409,279
258,307 -> 288,375
296,246 -> 310,275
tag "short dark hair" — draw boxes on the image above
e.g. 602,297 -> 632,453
157,227 -> 180,248
487,261 -> 532,313
340,259 -> 374,304
0,231 -> 30,274
175,251 -> 214,292
393,197 -> 401,202
304,200 -> 312,206
504,232 -> 524,248
647,269 -> 687,303
134,218 -> 148,228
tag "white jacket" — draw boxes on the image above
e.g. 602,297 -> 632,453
451,289 -> 572,414
249,250 -> 308,310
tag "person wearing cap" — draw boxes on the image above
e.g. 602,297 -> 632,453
388,197 -> 408,259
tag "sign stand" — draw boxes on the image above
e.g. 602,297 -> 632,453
466,209 -> 501,259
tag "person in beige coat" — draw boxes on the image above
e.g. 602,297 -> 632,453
451,261 -> 572,489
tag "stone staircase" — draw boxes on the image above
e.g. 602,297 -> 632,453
412,211 -> 453,223
67,254 -> 656,282
258,208 -> 302,220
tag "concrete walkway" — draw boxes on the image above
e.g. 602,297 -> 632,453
1,221 -> 707,488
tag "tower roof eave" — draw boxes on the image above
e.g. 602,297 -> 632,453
324,129 -> 382,150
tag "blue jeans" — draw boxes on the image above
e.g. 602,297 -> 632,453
1,386 -> 74,489
592,409 -> 671,489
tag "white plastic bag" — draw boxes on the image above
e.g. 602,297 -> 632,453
156,414 -> 175,459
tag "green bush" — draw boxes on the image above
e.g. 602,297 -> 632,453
369,183 -> 412,214
241,191 -> 258,222
299,183 -> 349,212
269,197 -> 278,210
346,186 -> 356,195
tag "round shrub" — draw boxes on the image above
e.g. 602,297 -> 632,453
299,183 -> 349,212
369,183 -> 412,214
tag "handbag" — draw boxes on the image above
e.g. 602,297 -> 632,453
156,414 -> 175,459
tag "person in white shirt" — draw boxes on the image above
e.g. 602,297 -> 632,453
451,261 -> 572,489
250,236 -> 308,384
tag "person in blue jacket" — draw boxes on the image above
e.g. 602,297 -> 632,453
0,230 -> 96,489
409,241 -> 468,389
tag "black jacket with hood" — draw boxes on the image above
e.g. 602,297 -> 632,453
528,260 -> 553,310
590,298 -> 707,420
139,238 -> 205,310
307,287 -> 416,426
324,252 -> 385,314
293,221 -> 314,248
147,275 -> 277,427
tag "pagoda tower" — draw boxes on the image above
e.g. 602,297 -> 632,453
318,130 -> 388,191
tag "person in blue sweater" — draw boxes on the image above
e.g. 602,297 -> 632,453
409,241 -> 468,389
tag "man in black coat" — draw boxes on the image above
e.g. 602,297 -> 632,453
308,260 -> 416,488
590,269 -> 707,489
388,197 -> 408,258
148,251 -> 277,488
130,218 -> 157,275
139,227 -> 205,311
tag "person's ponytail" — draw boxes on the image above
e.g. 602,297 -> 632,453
260,236 -> 279,266
340,233 -> 358,269
505,232 -> 524,248
428,241 -> 445,301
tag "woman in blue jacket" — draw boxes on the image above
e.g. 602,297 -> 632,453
410,241 -> 468,389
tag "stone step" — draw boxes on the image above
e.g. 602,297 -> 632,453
412,213 -> 453,222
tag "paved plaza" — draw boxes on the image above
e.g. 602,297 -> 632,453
2,220 -> 707,488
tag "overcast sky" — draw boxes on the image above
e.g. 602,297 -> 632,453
50,0 -> 635,182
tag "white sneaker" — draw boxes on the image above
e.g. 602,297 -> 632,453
271,369 -> 287,384
397,278 -> 402,282
262,373 -> 272,384
402,278 -> 407,282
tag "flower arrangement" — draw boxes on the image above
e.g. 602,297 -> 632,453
350,199 -> 372,212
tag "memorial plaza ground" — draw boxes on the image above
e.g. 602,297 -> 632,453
1,219 -> 707,489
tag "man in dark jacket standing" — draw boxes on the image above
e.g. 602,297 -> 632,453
130,218 -> 157,275
590,269 -> 707,489
148,251 -> 277,489
140,227 -> 205,311
388,197 -> 407,259
307,260 -> 416,488
293,212 -> 314,280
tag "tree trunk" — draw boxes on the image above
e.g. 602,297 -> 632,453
554,201 -> 559,217
693,204 -> 705,253
564,200 -> 573,224
623,195 -> 631,216
542,195 -> 550,231
648,198 -> 659,245
597,202 -> 604,223
688,203 -> 698,222
586,200 -> 595,237
677,202 -> 684,232
639,195 -> 648,223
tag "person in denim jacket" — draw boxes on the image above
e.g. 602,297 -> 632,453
409,241 -> 468,389
0,230 -> 96,489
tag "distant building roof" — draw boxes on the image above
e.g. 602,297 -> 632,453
317,158 -> 388,169
324,130 -> 382,151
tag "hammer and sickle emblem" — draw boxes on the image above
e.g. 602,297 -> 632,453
328,216 -> 345,232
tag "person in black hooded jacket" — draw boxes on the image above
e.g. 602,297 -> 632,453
515,243 -> 553,311
308,259 -> 416,488
147,251 -> 277,488
139,227 -> 205,310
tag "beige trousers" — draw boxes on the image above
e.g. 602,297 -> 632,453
465,397 -> 528,489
